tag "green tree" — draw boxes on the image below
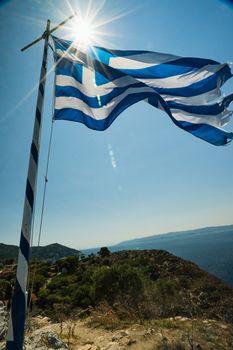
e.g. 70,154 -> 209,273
98,247 -> 110,258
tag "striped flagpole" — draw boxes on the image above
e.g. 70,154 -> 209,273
6,20 -> 50,350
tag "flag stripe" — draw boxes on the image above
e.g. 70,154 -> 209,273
161,88 -> 221,105
55,82 -> 147,107
178,120 -> 232,146
57,74 -> 222,105
55,91 -> 159,130
109,53 -> 220,68
113,62 -> 227,80
169,108 -> 232,127
55,89 -> 156,121
56,57 -> 231,97
55,85 -> 233,129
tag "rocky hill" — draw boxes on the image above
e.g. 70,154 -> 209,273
0,243 -> 80,263
2,249 -> 233,322
1,249 -> 233,349
82,224 -> 233,287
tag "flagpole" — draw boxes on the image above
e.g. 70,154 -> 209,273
5,14 -> 76,349
5,19 -> 51,350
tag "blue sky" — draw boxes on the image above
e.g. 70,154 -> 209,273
0,0 -> 233,249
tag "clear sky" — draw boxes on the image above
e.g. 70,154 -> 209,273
0,0 -> 233,250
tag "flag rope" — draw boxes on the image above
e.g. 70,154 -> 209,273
27,118 -> 55,320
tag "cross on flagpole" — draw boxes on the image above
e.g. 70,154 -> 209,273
6,14 -> 75,350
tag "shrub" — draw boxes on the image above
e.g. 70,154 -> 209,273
98,247 -> 110,258
56,256 -> 79,273
92,265 -> 144,308
73,284 -> 93,308
0,279 -> 12,300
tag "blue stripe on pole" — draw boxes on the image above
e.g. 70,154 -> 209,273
36,107 -> 41,125
31,142 -> 38,165
6,281 -> 26,350
19,233 -> 30,262
39,83 -> 45,96
26,179 -> 34,209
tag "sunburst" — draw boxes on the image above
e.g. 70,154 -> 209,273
2,0 -> 138,125
58,0 -> 137,49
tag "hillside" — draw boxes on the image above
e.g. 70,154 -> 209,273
83,224 -> 233,286
0,243 -> 80,263
1,224 -> 233,287
1,249 -> 233,349
1,249 -> 233,323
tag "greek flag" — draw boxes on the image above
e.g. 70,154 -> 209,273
52,36 -> 233,146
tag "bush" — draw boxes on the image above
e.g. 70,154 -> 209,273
98,247 -> 110,258
73,284 -> 93,308
92,265 -> 144,307
0,279 -> 12,300
56,256 -> 79,273
154,279 -> 181,317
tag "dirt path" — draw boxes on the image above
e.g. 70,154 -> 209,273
20,316 -> 233,350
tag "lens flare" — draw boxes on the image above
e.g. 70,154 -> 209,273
59,0 -> 138,50
71,17 -> 95,47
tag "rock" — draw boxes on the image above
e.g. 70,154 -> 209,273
121,330 -> 129,336
0,301 -> 7,341
79,345 -> 93,350
125,337 -> 136,346
144,328 -> 155,336
79,344 -> 100,350
112,334 -> 122,342
157,332 -> 164,339
25,331 -> 68,350
97,336 -> 105,342
174,316 -> 188,321
112,330 -> 129,341
103,342 -> 122,350
220,324 -> 228,330
84,339 -> 94,345
112,333 -> 123,342
89,346 -> 99,350
39,331 -> 68,349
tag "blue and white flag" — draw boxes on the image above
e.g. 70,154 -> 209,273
52,36 -> 233,146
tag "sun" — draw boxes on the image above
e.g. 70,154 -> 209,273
57,0 -> 136,50
71,17 -> 95,48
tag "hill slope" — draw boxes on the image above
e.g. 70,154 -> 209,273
0,243 -> 80,263
113,225 -> 233,286
1,249 -> 233,349
1,249 -> 230,324
82,224 -> 233,286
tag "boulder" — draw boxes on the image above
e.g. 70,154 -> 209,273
103,342 -> 122,350
41,331 -> 68,349
25,330 -> 68,349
